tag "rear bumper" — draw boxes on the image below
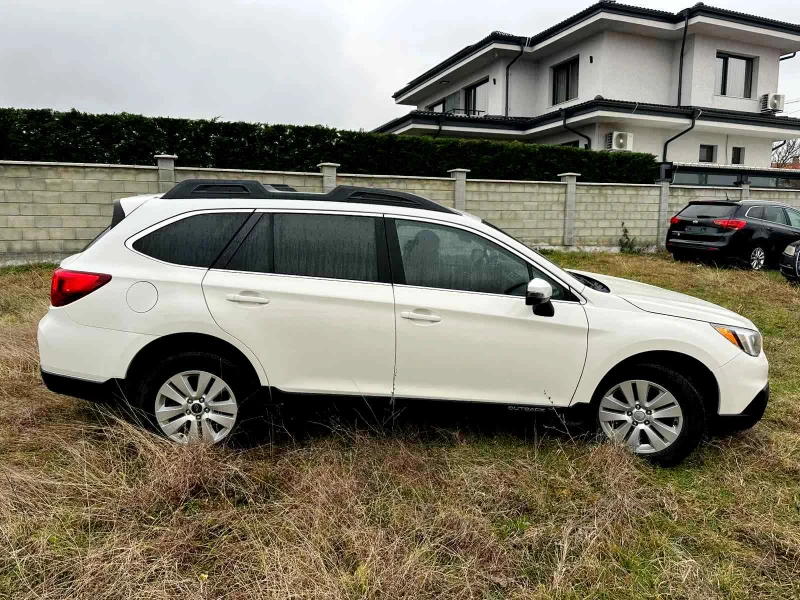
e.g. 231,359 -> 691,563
666,238 -> 730,254
40,369 -> 113,402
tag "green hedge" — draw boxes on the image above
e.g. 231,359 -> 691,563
0,108 -> 659,183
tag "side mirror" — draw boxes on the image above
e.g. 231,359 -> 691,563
526,278 -> 553,306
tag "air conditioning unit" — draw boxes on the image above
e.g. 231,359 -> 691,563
760,93 -> 785,113
605,131 -> 634,151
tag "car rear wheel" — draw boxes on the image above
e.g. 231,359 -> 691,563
135,351 -> 258,444
749,246 -> 767,271
594,363 -> 706,466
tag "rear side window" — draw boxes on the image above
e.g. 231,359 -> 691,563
133,212 -> 249,267
678,203 -> 738,219
224,213 -> 380,283
787,208 -> 800,228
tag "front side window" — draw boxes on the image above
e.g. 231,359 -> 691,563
392,219 -> 567,300
224,213 -> 380,283
464,80 -> 489,116
552,57 -> 579,105
133,212 -> 249,267
715,53 -> 754,98
763,205 -> 789,225
699,145 -> 717,163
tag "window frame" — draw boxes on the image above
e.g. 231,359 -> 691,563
126,208 -> 255,269
731,146 -> 745,165
384,215 -> 579,303
212,208 -> 392,285
552,56 -> 580,106
428,100 -> 444,113
464,78 -> 489,116
698,144 -> 717,163
715,52 -> 754,99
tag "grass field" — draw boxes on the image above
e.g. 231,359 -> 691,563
1,253 -> 799,599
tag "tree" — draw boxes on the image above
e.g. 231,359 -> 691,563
772,139 -> 800,167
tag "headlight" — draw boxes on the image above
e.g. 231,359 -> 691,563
784,245 -> 796,257
712,324 -> 762,357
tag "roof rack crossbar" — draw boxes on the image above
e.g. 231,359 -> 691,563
160,179 -> 457,214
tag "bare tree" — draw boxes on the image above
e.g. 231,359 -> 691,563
773,139 -> 800,167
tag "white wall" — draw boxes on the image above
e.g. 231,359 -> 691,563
685,34 -> 781,110
600,31 -> 676,105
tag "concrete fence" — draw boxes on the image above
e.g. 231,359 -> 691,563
3,154 -> 800,263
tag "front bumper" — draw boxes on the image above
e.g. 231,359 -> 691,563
713,350 -> 769,415
779,250 -> 799,280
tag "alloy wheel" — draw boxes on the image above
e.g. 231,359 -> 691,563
750,247 -> 766,270
598,379 -> 684,455
154,370 -> 238,444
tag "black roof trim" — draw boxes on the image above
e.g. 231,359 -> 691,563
392,2 -> 800,99
161,180 -> 457,214
374,99 -> 800,134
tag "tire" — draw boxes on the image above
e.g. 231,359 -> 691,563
671,251 -> 691,262
748,245 -> 767,271
134,351 -> 260,444
592,362 -> 706,466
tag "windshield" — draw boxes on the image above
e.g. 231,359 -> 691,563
678,203 -> 737,219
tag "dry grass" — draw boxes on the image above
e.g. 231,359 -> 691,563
1,254 -> 800,599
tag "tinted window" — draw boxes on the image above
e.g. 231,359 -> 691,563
226,214 -> 273,273
763,205 -> 789,225
679,204 -> 737,218
133,212 -> 249,267
393,219 -> 566,300
786,208 -> 800,229
275,214 -> 378,282
746,205 -> 763,220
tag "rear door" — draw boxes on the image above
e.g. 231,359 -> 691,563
782,207 -> 800,248
761,205 -> 795,257
202,210 -> 396,397
669,202 -> 740,244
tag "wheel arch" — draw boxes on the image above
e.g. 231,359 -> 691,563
124,332 -> 267,390
588,350 -> 720,418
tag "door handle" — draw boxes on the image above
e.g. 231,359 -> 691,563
226,293 -> 270,305
400,311 -> 441,323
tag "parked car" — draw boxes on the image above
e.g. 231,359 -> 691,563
779,240 -> 800,282
666,200 -> 800,270
38,180 -> 769,465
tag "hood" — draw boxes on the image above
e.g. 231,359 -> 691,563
572,270 -> 756,330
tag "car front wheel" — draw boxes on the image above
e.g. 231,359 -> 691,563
594,363 -> 706,466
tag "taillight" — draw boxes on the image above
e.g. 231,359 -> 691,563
670,216 -> 681,225
712,219 -> 747,231
50,269 -> 111,307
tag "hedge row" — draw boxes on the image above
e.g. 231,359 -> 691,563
0,108 -> 660,183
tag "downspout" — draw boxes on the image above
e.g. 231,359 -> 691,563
662,109 -> 701,162
780,52 -> 797,61
561,109 -> 592,149
677,11 -> 690,106
505,38 -> 529,117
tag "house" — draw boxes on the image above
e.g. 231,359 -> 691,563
375,2 -> 800,170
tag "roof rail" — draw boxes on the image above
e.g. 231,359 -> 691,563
160,179 -> 457,214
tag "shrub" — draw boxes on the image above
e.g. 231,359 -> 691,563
0,108 -> 659,183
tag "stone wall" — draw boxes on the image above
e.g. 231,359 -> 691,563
4,156 -> 800,263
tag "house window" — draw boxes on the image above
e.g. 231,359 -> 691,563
559,140 -> 580,147
699,145 -> 717,163
715,53 -> 754,98
464,80 -> 488,116
731,147 -> 745,165
428,91 -> 459,114
552,57 -> 579,105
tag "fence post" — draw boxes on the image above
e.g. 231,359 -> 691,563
318,162 -> 340,193
155,154 -> 177,193
558,172 -> 580,246
448,168 -> 470,210
740,181 -> 751,200
656,178 -> 671,249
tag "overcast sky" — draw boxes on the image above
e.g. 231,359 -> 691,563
1,0 -> 799,130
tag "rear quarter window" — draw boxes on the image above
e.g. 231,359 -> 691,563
133,212 -> 249,267
678,204 -> 738,218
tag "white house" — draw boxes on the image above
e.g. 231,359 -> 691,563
375,1 -> 800,169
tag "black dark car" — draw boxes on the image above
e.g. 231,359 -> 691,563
666,200 -> 800,270
779,240 -> 800,282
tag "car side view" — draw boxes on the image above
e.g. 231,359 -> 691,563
38,180 -> 769,465
666,199 -> 800,270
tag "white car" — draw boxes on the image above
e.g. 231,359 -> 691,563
38,180 -> 769,465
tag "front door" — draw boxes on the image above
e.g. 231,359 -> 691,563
202,211 -> 395,397
762,205 -> 797,258
388,217 -> 588,407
